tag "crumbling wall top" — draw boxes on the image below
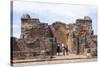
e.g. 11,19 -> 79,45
21,14 -> 31,19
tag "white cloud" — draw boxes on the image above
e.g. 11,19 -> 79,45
13,1 -> 96,22
13,32 -> 20,38
12,23 -> 21,38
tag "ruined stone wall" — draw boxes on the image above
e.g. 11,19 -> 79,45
23,23 -> 54,52
51,22 -> 69,48
13,15 -> 97,56
68,24 -> 73,53
21,18 -> 40,38
75,16 -> 93,54
11,37 -> 20,51
20,14 -> 56,55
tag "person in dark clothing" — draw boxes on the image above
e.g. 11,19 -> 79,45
65,47 -> 68,55
57,44 -> 60,56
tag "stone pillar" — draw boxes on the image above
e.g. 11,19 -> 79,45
67,33 -> 74,53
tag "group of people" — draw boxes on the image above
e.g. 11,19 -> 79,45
56,43 -> 68,56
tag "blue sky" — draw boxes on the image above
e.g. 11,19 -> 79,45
12,1 -> 97,38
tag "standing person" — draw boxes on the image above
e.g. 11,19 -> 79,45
57,43 -> 60,56
65,47 -> 68,55
62,43 -> 66,56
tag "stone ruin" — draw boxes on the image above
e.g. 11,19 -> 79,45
11,14 -> 97,59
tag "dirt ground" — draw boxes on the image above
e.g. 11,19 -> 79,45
12,54 -> 97,67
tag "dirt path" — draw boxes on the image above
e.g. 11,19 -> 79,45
12,54 -> 97,67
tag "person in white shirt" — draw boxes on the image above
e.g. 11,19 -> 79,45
62,43 -> 65,55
